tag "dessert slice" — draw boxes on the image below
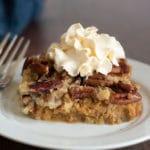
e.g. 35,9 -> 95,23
19,23 -> 142,124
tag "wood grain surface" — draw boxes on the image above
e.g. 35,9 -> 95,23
0,0 -> 150,149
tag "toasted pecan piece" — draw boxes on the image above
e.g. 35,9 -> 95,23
29,62 -> 49,75
110,82 -> 132,93
22,54 -> 52,75
111,66 -> 121,74
29,80 -> 62,92
88,73 -> 105,80
110,59 -> 131,74
110,81 -> 138,93
120,64 -> 131,74
118,82 -> 132,92
111,92 -> 141,105
85,73 -> 113,87
70,86 -> 95,99
85,79 -> 113,87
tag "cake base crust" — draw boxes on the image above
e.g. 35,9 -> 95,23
25,94 -> 142,124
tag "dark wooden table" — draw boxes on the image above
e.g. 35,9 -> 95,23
0,0 -> 150,149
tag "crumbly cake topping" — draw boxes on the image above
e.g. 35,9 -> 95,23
19,54 -> 140,110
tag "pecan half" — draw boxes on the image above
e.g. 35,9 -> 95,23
29,80 -> 62,92
110,82 -> 132,93
110,59 -> 131,74
85,79 -> 113,87
85,74 -> 113,87
120,63 -> 131,74
22,55 -> 51,76
70,86 -> 95,99
110,81 -> 138,93
85,73 -> 113,87
111,66 -> 121,74
88,73 -> 105,80
29,62 -> 49,75
111,92 -> 141,105
118,82 -> 132,92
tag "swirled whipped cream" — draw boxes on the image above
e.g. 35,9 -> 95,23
47,23 -> 125,77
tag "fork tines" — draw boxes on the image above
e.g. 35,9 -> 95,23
0,33 -> 30,88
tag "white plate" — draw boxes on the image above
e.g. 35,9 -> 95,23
0,58 -> 150,150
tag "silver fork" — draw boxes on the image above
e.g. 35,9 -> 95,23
0,33 -> 30,89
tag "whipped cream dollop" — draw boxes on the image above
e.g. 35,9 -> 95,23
47,23 -> 125,77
